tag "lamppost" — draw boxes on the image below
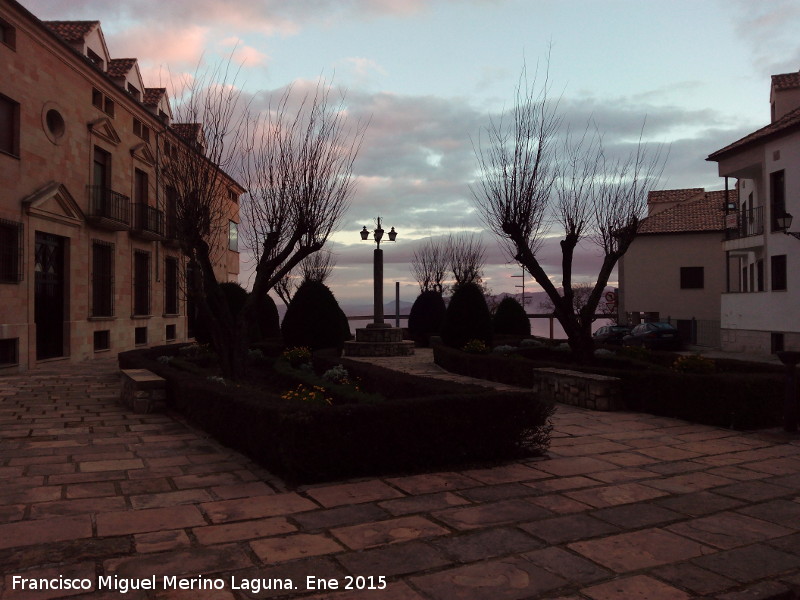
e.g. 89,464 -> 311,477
360,217 -> 397,327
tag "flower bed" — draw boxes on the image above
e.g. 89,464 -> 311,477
434,344 -> 786,430
119,345 -> 554,484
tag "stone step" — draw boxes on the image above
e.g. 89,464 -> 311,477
343,340 -> 415,357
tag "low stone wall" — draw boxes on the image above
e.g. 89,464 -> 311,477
532,367 -> 622,411
120,369 -> 167,413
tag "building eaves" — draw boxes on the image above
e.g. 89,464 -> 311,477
639,190 -> 726,234
707,105 -> 800,161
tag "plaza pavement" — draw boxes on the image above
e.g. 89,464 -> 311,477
0,352 -> 799,600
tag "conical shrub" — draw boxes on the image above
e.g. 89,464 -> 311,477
408,290 -> 447,346
493,296 -> 531,336
281,280 -> 351,350
255,293 -> 281,340
193,282 -> 247,344
441,282 -> 492,349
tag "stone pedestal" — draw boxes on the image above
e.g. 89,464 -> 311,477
120,369 -> 167,413
343,323 -> 415,357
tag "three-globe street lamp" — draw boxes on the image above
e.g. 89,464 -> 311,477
360,217 -> 397,326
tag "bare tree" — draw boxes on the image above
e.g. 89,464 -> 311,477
165,67 -> 364,378
161,59 -> 250,379
274,249 -> 337,307
447,233 -> 486,292
472,64 -> 665,361
411,237 -> 448,293
235,82 -> 365,374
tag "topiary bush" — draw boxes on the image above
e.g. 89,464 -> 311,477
281,280 -> 351,350
493,296 -> 531,336
219,282 -> 248,316
254,293 -> 281,340
441,281 -> 493,349
408,290 -> 447,346
193,282 -> 248,344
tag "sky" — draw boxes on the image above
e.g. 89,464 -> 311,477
22,0 -> 800,306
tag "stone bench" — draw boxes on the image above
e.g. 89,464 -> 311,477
532,367 -> 622,411
120,369 -> 167,413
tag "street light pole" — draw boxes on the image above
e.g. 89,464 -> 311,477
360,217 -> 397,327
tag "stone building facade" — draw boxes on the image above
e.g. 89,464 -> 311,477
0,0 -> 241,372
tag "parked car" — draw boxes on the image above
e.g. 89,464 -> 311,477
622,322 -> 682,350
593,325 -> 631,345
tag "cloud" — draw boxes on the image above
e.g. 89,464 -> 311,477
337,57 -> 388,88
20,0 -> 488,37
727,0 -> 800,75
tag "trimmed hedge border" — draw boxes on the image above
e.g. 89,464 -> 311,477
433,344 -> 786,430
119,345 -> 555,484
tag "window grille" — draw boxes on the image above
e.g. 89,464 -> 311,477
133,251 -> 150,315
91,241 -> 114,316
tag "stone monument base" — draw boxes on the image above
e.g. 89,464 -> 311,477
343,324 -> 415,357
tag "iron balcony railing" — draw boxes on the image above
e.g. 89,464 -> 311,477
132,203 -> 164,239
87,185 -> 130,228
725,206 -> 764,240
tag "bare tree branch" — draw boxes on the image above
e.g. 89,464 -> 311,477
275,248 -> 337,306
447,233 -> 486,290
411,237 -> 448,293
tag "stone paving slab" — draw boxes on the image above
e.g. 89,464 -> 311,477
1,354 -> 800,599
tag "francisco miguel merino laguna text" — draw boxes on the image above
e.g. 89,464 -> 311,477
12,574 -> 388,594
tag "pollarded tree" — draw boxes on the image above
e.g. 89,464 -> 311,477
472,64 -> 665,361
237,83 -> 364,367
164,67 -> 364,378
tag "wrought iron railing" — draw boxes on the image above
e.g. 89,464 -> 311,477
132,203 -> 164,238
87,185 -> 130,226
725,206 -> 764,240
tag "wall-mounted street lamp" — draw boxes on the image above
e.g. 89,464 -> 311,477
777,213 -> 800,240
360,217 -> 397,326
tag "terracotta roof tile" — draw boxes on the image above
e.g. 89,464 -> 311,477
43,21 -> 98,43
708,104 -> 800,160
647,188 -> 704,205
772,72 -> 800,91
640,190 -> 726,234
144,88 -> 166,106
108,58 -> 137,78
171,123 -> 203,142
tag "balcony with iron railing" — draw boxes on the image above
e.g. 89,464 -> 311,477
131,203 -> 165,241
725,206 -> 764,245
86,186 -> 131,231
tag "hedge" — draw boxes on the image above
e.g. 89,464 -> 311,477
433,344 -> 787,430
119,345 -> 554,484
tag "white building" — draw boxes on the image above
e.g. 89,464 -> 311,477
707,71 -> 800,354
